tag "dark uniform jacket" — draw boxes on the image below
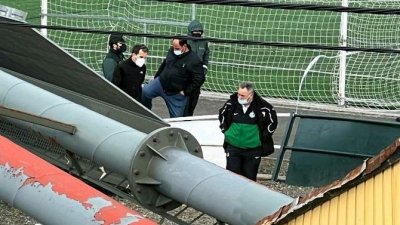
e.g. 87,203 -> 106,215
218,92 -> 278,156
112,58 -> 146,101
155,47 -> 205,96
102,50 -> 125,81
187,20 -> 210,67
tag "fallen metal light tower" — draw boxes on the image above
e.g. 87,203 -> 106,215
0,134 -> 157,225
0,70 -> 293,225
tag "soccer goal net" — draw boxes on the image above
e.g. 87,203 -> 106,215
41,0 -> 400,114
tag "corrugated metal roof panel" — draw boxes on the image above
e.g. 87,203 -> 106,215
258,138 -> 400,225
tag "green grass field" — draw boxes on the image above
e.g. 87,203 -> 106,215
2,0 -> 399,108
2,1 -> 40,23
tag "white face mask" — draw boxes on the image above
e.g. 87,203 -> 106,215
173,50 -> 182,56
135,58 -> 146,67
238,98 -> 248,105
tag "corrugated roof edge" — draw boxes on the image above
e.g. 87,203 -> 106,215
258,137 -> 400,225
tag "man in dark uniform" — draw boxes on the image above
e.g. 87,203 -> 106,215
141,39 -> 205,118
112,44 -> 148,102
218,81 -> 278,181
102,34 -> 127,81
185,20 -> 210,116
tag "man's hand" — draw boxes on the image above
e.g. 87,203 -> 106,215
180,90 -> 185,96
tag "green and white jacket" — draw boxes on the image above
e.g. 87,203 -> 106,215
218,92 -> 278,156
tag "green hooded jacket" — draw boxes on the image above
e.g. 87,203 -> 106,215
187,20 -> 210,68
102,50 -> 125,81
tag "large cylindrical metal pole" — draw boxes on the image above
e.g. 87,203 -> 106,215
0,69 -> 146,175
148,149 -> 292,225
0,134 -> 157,225
0,70 -> 293,225
131,128 -> 294,225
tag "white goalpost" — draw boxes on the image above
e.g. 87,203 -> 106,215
40,0 -> 400,116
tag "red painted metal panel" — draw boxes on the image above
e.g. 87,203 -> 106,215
0,135 -> 157,225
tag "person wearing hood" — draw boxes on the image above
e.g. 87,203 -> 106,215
218,81 -> 278,181
102,34 -> 127,81
185,20 -> 210,116
141,38 -> 205,118
112,44 -> 149,102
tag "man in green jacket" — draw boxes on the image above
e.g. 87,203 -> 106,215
102,34 -> 127,81
185,20 -> 210,116
218,82 -> 278,181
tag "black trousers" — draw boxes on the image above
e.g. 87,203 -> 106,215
225,145 -> 261,181
184,88 -> 201,116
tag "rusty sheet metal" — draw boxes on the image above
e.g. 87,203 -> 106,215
0,135 -> 157,225
258,138 -> 400,225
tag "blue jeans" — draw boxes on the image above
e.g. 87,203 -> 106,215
142,77 -> 188,118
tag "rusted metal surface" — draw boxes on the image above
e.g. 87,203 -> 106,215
258,138 -> 400,225
0,135 -> 157,225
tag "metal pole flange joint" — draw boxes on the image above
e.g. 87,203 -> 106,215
129,126 -> 203,212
